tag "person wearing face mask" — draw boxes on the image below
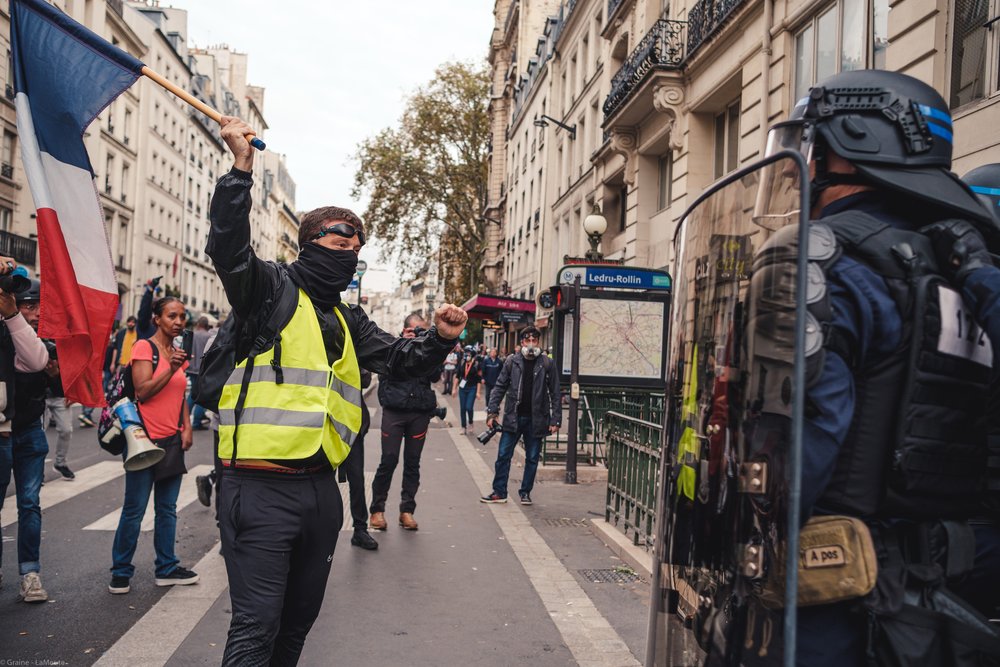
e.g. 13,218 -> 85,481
208,117 -> 468,666
480,327 -> 560,505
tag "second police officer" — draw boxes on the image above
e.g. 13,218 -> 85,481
763,69 -> 1000,665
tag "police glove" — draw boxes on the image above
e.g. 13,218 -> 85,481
922,220 -> 992,284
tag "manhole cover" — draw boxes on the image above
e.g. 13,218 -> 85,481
579,568 -> 642,584
543,517 -> 589,527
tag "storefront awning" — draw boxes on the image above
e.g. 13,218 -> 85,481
461,293 -> 536,320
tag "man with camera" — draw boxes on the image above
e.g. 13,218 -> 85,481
369,313 -> 443,532
0,272 -> 56,602
480,327 -> 560,505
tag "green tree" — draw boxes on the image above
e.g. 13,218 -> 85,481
352,61 -> 490,303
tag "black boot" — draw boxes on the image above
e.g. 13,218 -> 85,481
351,529 -> 378,551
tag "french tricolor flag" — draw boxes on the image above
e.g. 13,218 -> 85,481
11,0 -> 144,406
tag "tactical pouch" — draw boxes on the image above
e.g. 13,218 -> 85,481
760,515 -> 878,608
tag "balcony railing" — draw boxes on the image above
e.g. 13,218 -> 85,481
4,84 -> 14,102
686,0 -> 747,59
603,19 -> 686,119
607,0 -> 625,21
0,163 -> 12,180
0,230 -> 37,266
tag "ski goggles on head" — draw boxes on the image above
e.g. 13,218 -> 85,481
311,222 -> 366,246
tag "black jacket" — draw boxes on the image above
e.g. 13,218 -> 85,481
377,364 -> 441,413
487,352 -> 561,437
207,168 -> 455,381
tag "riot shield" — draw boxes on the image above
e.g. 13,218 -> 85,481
645,152 -> 810,667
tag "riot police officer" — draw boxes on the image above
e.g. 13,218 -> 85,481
764,69 -> 1000,665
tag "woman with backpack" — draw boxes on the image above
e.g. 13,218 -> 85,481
108,297 -> 198,595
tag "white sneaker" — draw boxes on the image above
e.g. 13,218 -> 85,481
19,572 -> 48,603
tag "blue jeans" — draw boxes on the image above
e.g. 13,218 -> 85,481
111,467 -> 183,579
491,415 -> 542,498
0,422 -> 49,574
187,372 -> 206,427
458,385 -> 477,428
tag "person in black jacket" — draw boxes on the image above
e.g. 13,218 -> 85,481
369,313 -> 441,532
342,368 -> 377,551
208,117 -> 467,666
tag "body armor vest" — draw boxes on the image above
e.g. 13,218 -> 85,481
810,212 -> 992,519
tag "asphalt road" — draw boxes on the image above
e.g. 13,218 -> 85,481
1,393 -> 650,666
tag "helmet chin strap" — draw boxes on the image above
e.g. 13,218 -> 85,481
810,140 -> 871,210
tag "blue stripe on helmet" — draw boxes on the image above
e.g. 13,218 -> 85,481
918,104 -> 953,128
927,123 -> 953,143
970,185 -> 1000,200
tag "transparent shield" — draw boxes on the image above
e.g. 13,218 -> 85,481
646,154 -> 809,667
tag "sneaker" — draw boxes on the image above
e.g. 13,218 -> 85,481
480,492 -> 508,504
77,414 -> 95,428
195,475 -> 212,507
19,572 -> 48,603
350,529 -> 379,550
519,492 -> 533,505
108,575 -> 131,595
54,464 -> 75,480
155,566 -> 199,587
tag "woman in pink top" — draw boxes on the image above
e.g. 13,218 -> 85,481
109,297 -> 198,594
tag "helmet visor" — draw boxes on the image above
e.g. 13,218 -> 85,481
764,120 -> 813,160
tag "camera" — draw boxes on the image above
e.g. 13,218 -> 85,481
413,326 -> 428,336
432,405 -> 447,421
0,267 -> 29,294
477,423 -> 502,445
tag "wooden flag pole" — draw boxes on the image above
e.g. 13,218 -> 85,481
141,66 -> 266,151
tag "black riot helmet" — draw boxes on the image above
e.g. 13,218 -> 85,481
16,278 -> 40,304
962,163 -> 1000,219
766,70 -> 996,232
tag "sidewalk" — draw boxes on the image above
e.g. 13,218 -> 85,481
140,391 -> 653,665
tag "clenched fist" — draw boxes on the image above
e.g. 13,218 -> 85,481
219,116 -> 257,173
433,304 -> 468,340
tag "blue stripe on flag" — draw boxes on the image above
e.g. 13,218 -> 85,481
10,0 -> 144,172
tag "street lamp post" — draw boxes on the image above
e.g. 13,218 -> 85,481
566,203 -> 607,484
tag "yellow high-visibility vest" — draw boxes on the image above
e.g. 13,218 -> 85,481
218,289 -> 363,468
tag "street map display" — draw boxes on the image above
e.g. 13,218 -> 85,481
562,297 -> 666,380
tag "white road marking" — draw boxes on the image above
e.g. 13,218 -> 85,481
449,428 -> 641,667
2,460 -> 125,529
93,541 -> 228,666
337,470 -> 375,530
83,465 -> 214,532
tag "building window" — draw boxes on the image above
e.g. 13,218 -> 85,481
950,0 -> 996,108
714,100 -> 740,179
2,130 -> 14,167
0,206 -> 11,232
657,153 -> 673,210
794,0 -> 889,100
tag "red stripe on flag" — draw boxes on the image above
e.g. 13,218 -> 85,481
35,207 -> 116,406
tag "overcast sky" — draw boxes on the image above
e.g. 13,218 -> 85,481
165,1 -> 494,291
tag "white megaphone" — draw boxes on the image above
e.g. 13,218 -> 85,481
111,398 -> 165,472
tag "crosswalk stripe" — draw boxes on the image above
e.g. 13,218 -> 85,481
337,470 -> 374,530
82,465 -> 214,532
2,460 -> 125,529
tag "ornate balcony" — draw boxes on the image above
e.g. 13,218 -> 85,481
686,0 -> 747,60
0,230 -> 37,266
603,19 -> 685,121
0,164 -> 12,180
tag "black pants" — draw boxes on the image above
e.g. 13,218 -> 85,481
218,469 -> 342,667
340,436 -> 367,530
370,409 -> 430,514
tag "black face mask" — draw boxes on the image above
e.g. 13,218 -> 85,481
287,243 -> 358,310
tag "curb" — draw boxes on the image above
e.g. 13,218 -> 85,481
589,518 -> 654,579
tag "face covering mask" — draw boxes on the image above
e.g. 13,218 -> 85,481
287,242 -> 358,309
521,345 -> 541,359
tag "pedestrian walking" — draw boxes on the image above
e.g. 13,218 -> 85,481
480,327 -> 560,505
442,344 -> 459,395
344,368 -> 378,550
0,275 -> 56,601
109,296 -> 198,595
456,345 -> 482,434
42,342 -> 74,480
480,347 -> 502,407
209,116 -> 465,666
187,316 -> 211,430
369,313 -> 441,532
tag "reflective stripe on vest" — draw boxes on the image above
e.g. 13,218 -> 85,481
217,289 -> 363,467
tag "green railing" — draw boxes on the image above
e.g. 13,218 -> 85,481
605,411 -> 663,548
541,387 -> 663,465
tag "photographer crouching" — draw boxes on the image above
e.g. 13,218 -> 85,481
369,313 -> 445,532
